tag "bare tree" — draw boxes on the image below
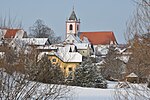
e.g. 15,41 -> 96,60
0,16 -> 22,29
125,0 -> 150,83
0,41 -> 70,100
29,19 -> 61,44
115,0 -> 150,99
101,46 -> 124,80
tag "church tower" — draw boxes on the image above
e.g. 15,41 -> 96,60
66,9 -> 80,38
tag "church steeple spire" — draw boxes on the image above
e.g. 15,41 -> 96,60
69,10 -> 78,20
65,1 -> 80,38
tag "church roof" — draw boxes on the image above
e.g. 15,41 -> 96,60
69,10 -> 78,20
79,31 -> 117,45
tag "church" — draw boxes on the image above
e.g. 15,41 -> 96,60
64,8 -> 117,56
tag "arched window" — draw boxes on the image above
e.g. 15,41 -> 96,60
69,24 -> 73,30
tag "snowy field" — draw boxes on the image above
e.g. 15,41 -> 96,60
1,70 -> 149,100
71,81 -> 117,100
70,81 -> 150,100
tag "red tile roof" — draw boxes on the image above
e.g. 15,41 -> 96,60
4,29 -> 20,38
80,31 -> 117,45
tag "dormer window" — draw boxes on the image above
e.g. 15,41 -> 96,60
69,24 -> 73,30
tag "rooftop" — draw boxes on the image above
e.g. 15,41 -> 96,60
79,31 -> 117,45
4,29 -> 20,38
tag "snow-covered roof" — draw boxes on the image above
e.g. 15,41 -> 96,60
94,45 -> 109,55
58,52 -> 82,62
82,37 -> 90,44
14,30 -> 25,39
58,44 -> 76,53
41,51 -> 82,63
14,38 -> 49,46
74,43 -> 89,50
65,34 -> 81,43
126,73 -> 138,77
37,45 -> 58,50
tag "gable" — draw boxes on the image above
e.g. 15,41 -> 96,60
65,34 -> 81,43
79,31 -> 117,45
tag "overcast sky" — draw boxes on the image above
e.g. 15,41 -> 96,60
0,0 -> 136,43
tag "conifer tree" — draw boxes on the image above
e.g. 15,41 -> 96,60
74,58 -> 107,88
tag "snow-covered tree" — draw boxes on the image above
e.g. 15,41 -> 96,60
73,58 -> 107,88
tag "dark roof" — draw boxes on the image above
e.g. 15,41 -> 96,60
69,10 -> 77,20
79,31 -> 117,45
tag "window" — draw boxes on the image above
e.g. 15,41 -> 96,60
69,24 -> 73,30
52,58 -> 56,62
68,68 -> 73,80
64,67 -> 66,70
69,67 -> 72,71
77,25 -> 79,31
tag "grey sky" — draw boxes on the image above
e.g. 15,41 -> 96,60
0,0 -> 136,43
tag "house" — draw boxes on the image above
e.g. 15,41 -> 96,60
0,28 -> 27,47
38,42 -> 82,80
16,38 -> 50,46
47,51 -> 82,80
126,72 -> 138,83
10,38 -> 50,51
0,28 -> 27,40
74,43 -> 92,57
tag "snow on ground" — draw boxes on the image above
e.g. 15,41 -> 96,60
1,70 -> 149,100
71,81 -> 150,100
73,87 -> 115,100
71,81 -> 118,100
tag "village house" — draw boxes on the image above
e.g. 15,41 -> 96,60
38,44 -> 82,79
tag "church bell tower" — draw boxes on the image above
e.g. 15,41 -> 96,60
66,8 -> 80,38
